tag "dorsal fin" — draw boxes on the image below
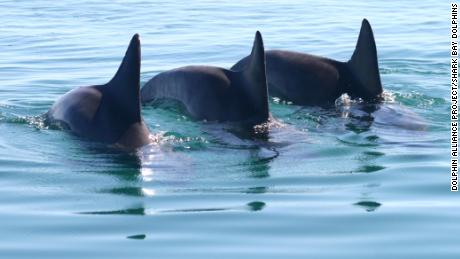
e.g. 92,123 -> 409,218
348,19 -> 383,99
106,34 -> 142,122
242,31 -> 269,121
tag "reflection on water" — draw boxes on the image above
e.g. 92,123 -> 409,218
354,165 -> 386,173
101,187 -> 156,197
245,186 -> 268,194
126,234 -> 146,240
80,207 -> 146,215
244,148 -> 276,178
92,152 -> 142,182
247,201 -> 266,211
354,201 -> 382,212
80,201 -> 266,215
80,132 -> 273,219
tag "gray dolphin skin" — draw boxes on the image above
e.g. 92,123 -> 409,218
141,31 -> 269,126
46,34 -> 150,149
231,19 -> 383,105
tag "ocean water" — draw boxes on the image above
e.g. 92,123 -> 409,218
0,0 -> 456,258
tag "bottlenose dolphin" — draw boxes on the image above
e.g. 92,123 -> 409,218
231,19 -> 383,105
45,34 -> 150,149
141,31 -> 269,126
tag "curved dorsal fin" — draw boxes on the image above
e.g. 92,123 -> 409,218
106,34 -> 142,122
348,19 -> 383,99
242,31 -> 269,121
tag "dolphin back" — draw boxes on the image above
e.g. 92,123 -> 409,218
140,31 -> 269,125
46,34 -> 150,148
347,19 -> 383,100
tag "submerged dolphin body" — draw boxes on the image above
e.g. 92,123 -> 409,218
46,34 -> 150,149
141,31 -> 269,126
232,19 -> 383,105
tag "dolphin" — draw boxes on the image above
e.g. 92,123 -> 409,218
45,34 -> 150,149
141,31 -> 269,127
231,19 -> 383,105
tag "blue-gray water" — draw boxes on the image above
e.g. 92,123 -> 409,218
0,0 -> 456,258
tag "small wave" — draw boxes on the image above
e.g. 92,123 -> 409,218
1,113 -> 50,130
334,91 -> 395,108
155,131 -> 209,151
380,59 -> 447,76
392,91 -> 447,108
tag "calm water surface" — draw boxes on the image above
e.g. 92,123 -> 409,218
0,0 -> 456,258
